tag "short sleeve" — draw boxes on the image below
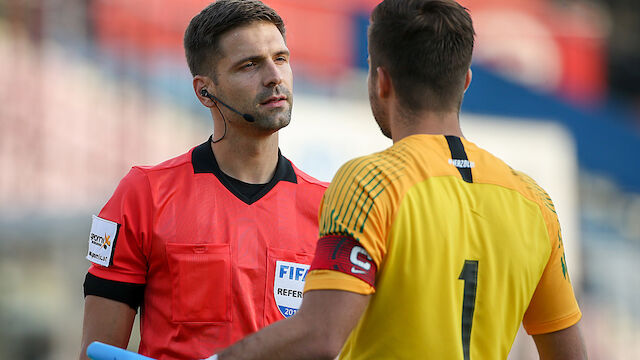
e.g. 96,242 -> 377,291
87,167 -> 152,284
522,212 -> 582,335
305,156 -> 393,294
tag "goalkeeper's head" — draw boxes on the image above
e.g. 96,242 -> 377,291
368,0 -> 475,120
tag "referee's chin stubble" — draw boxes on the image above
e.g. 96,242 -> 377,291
252,105 -> 292,132
250,92 -> 293,132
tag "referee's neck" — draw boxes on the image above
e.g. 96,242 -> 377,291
211,133 -> 280,184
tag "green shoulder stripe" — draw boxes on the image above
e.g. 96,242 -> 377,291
320,147 -> 408,236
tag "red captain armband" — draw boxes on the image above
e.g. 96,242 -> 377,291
310,235 -> 377,287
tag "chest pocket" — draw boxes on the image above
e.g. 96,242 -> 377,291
264,247 -> 314,323
166,243 -> 231,323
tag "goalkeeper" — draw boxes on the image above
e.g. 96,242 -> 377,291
215,0 -> 586,359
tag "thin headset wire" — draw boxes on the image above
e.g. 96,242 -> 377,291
211,100 -> 227,143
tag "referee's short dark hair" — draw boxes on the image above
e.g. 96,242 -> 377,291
369,0 -> 475,112
184,0 -> 286,79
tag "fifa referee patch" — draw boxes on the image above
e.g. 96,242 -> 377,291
86,215 -> 120,267
274,261 -> 310,318
310,235 -> 377,287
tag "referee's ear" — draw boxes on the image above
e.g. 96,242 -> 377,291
194,75 -> 215,108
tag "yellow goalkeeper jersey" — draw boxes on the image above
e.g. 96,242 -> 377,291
305,134 -> 581,360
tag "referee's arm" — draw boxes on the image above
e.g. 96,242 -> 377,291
79,273 -> 143,360
216,289 -> 370,360
79,295 -> 136,360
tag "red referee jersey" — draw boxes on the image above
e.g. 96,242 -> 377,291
86,139 -> 327,359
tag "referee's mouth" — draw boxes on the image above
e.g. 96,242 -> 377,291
260,95 -> 288,108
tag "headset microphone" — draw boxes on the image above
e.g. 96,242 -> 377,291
200,89 -> 255,122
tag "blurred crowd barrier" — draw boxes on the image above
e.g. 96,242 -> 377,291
1,1 -> 639,359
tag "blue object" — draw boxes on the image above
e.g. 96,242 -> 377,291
87,342 -> 155,360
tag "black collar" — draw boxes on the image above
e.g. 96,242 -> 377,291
191,136 -> 297,204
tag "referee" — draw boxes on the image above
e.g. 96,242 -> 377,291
214,0 -> 587,359
79,1 -> 327,359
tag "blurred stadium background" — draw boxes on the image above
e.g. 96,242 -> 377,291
1,0 -> 639,359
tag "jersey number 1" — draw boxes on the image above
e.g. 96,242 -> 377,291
459,260 -> 478,360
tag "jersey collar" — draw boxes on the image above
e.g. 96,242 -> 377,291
191,136 -> 297,204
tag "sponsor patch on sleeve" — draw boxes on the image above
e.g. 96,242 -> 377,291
86,215 -> 120,267
310,235 -> 377,287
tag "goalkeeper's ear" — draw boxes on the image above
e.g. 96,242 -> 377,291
464,68 -> 472,94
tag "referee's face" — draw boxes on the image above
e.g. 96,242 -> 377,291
213,21 -> 293,133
